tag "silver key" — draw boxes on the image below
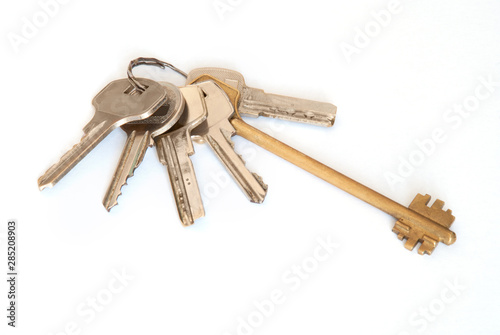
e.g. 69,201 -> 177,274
192,81 -> 268,203
155,86 -> 208,226
186,68 -> 337,127
103,82 -> 185,211
38,78 -> 168,190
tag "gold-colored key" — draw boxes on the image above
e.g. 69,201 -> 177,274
190,75 -> 456,255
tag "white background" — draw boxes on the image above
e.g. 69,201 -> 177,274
1,0 -> 500,334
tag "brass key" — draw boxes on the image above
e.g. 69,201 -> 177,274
191,75 -> 456,255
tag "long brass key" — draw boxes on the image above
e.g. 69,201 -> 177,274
199,76 -> 456,255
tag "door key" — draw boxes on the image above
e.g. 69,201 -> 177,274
38,78 -> 168,190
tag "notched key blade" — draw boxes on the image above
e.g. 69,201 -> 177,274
193,81 -> 268,203
187,67 -> 337,127
102,127 -> 151,211
240,87 -> 337,127
156,135 -> 205,226
38,120 -> 110,190
154,85 -> 208,226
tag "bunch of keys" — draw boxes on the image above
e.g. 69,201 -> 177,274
38,58 -> 456,255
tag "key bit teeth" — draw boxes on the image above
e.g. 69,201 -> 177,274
404,236 -> 419,251
409,194 -> 455,227
419,194 -> 432,206
393,221 -> 415,249
418,236 -> 438,255
103,186 -> 123,212
431,199 -> 445,210
393,220 -> 410,236
252,173 -> 268,191
103,170 -> 135,212
393,220 -> 437,255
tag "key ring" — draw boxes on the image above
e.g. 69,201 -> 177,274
127,57 -> 188,92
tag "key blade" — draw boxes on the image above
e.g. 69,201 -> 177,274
194,81 -> 268,203
204,125 -> 268,203
38,118 -> 116,190
155,134 -> 205,226
154,85 -> 207,226
240,87 -> 337,127
187,67 -> 336,127
102,127 -> 151,211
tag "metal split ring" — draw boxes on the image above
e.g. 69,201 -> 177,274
127,57 -> 188,92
